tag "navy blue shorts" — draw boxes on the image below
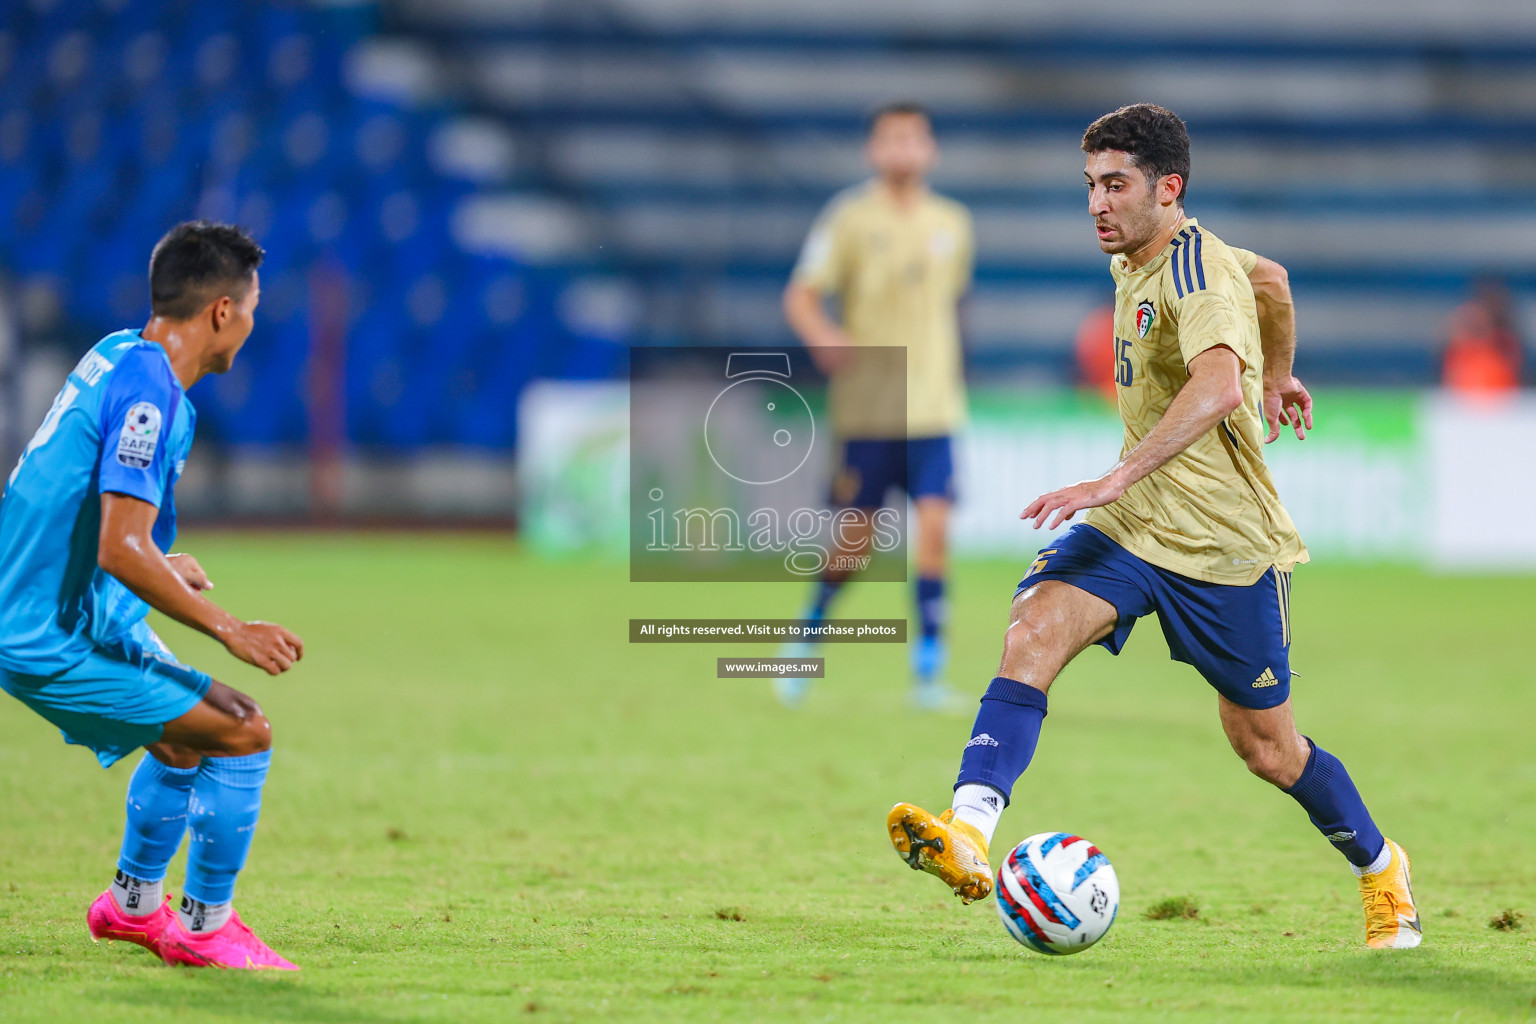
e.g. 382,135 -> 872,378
831,436 -> 955,508
1015,524 -> 1293,710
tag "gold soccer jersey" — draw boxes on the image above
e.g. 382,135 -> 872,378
1083,218 -> 1308,585
793,182 -> 974,439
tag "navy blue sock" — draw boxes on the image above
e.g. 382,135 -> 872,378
804,577 -> 843,627
954,677 -> 1048,805
185,751 -> 270,905
118,753 -> 197,882
915,576 -> 944,642
1284,738 -> 1386,868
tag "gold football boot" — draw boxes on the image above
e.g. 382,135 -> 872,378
1359,838 -> 1422,949
886,802 -> 992,904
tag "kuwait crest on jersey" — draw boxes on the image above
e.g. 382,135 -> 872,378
1135,300 -> 1156,338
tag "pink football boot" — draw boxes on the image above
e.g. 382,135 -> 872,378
87,889 -> 175,953
158,909 -> 299,970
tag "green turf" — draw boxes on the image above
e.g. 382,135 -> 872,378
1,534 -> 1533,1022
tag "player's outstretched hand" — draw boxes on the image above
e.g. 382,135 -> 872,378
1021,475 -> 1125,530
167,552 -> 213,591
224,621 -> 305,675
1263,375 -> 1313,443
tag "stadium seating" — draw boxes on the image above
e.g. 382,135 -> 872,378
3,0 -> 1533,465
0,0 -> 622,451
387,0 -> 1536,385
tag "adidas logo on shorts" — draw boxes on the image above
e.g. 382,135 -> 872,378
1252,667 -> 1280,688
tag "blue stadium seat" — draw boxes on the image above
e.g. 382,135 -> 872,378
0,0 -> 581,454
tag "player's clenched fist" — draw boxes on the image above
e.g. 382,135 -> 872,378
223,620 -> 305,675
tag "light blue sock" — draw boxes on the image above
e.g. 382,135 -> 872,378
118,752 -> 198,883
184,750 -> 270,905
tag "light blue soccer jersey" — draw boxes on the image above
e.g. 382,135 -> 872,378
0,330 -> 195,676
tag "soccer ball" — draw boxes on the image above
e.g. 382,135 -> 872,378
995,832 -> 1119,955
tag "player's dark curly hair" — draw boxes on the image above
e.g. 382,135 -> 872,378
149,220 -> 265,320
1081,104 -> 1191,205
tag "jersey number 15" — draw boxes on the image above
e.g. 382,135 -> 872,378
1115,339 -> 1134,387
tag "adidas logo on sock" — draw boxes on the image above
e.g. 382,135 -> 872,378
964,733 -> 1000,749
1326,830 -> 1358,843
1252,667 -> 1280,688
982,795 -> 1000,809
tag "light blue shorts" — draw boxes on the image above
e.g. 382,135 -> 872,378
0,622 -> 211,768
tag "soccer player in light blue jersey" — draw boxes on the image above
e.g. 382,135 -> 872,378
0,221 -> 305,970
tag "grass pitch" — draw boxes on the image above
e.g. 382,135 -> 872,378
1,534 -> 1533,1022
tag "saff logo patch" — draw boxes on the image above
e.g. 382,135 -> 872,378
116,402 -> 162,469
1135,300 -> 1156,338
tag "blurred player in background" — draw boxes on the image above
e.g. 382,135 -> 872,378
779,102 -> 974,710
886,105 -> 1422,950
0,222 -> 305,970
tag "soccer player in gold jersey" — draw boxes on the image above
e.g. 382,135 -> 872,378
779,102 -> 974,710
886,104 -> 1421,950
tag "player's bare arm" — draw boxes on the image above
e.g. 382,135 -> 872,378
167,552 -> 212,590
782,280 -> 854,374
98,492 -> 303,675
1020,345 -> 1245,529
1246,254 -> 1313,443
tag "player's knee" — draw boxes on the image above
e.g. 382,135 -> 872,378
1002,605 -> 1050,656
223,713 -> 273,756
1000,615 -> 1037,662
998,618 -> 1060,690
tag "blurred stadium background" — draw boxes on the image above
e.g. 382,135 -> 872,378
4,0 -> 1536,564
4,5 -> 1536,1016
